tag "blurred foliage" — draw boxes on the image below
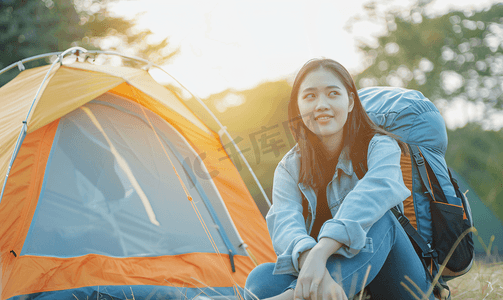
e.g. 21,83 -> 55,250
446,123 -> 503,222
0,0 -> 177,85
197,81 -> 293,216
350,2 -> 503,126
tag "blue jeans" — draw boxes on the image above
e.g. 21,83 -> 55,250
244,211 -> 434,300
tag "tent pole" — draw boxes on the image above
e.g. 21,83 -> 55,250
0,52 -> 61,76
0,52 -> 64,204
0,48 -> 272,208
150,66 -> 272,208
0,123 -> 27,204
82,50 -> 271,208
24,50 -> 72,123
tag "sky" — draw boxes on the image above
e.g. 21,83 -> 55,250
109,0 -> 502,129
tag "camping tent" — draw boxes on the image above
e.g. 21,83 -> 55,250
0,48 -> 276,299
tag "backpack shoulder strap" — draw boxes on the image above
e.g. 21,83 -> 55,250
390,207 -> 435,258
354,142 -> 437,260
409,144 -> 436,202
409,144 -> 450,204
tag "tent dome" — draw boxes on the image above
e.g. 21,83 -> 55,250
0,50 -> 275,299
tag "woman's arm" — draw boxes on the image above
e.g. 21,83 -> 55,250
298,238 -> 342,270
317,135 -> 410,257
266,161 -> 317,275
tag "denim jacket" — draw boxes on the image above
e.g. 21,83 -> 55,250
266,134 -> 411,275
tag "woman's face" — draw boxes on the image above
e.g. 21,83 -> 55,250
297,68 -> 354,139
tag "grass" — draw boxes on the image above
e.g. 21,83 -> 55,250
448,258 -> 503,299
2,257 -> 502,299
347,255 -> 503,300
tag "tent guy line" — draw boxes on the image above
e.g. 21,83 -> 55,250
130,80 -> 245,276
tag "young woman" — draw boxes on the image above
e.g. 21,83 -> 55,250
244,59 -> 435,300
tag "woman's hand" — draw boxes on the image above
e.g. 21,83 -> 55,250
294,249 -> 327,299
317,269 -> 348,300
295,264 -> 348,300
294,238 -> 344,299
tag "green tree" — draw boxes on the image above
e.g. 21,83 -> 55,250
0,0 -> 177,85
446,124 -> 503,222
349,1 -> 503,125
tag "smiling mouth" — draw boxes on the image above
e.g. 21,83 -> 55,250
315,116 -> 333,121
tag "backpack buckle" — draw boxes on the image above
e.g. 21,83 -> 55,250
396,213 -> 409,227
423,243 -> 437,259
413,152 -> 424,166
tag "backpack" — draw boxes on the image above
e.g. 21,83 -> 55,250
356,87 -> 474,294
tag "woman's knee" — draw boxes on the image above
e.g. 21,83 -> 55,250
245,263 -> 275,287
244,263 -> 275,299
244,263 -> 296,300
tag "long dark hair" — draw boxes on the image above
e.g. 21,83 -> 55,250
287,58 -> 407,189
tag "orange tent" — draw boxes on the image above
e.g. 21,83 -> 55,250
0,48 -> 275,299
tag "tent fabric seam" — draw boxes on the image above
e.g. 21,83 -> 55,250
61,64 -> 212,136
25,64 -> 61,129
3,253 -> 254,298
0,123 -> 27,205
18,122 -> 62,257
108,86 -> 214,138
11,122 -> 52,252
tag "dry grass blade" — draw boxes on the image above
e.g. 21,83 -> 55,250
130,287 -> 135,300
348,272 -> 359,298
358,265 -> 372,300
482,280 -> 494,300
164,279 -> 190,300
424,226 -> 477,299
192,288 -> 213,299
246,247 -> 259,267
334,261 -> 343,284
145,287 -> 161,300
476,231 -> 496,257
192,291 -> 205,299
190,277 -> 233,300
404,275 -> 426,299
234,285 -> 245,300
400,281 -> 421,300
243,287 -> 260,300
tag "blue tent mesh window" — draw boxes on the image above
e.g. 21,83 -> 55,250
21,97 -> 229,258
